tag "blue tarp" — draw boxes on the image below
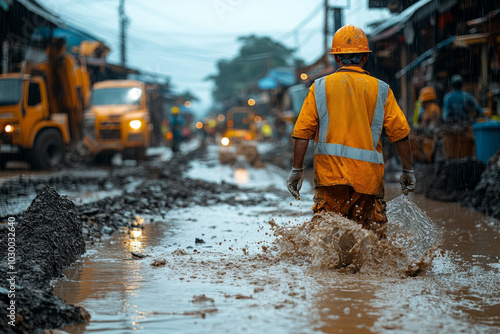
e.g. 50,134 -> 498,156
258,67 -> 296,90
31,26 -> 100,52
258,77 -> 277,90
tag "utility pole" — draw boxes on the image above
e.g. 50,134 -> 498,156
332,8 -> 342,33
119,0 -> 128,67
2,40 -> 8,74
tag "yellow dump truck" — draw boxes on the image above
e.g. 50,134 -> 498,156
83,80 -> 151,161
218,106 -> 259,165
0,38 -> 90,169
220,106 -> 257,147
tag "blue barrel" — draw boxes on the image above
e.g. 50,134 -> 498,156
472,121 -> 500,164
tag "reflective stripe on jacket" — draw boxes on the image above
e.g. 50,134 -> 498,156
292,66 -> 410,196
314,75 -> 388,164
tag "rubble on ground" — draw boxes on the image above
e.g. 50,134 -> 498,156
0,145 -> 290,333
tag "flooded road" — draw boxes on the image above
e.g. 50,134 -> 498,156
51,145 -> 500,333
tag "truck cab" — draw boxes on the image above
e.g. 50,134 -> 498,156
0,73 -> 71,170
84,80 -> 151,161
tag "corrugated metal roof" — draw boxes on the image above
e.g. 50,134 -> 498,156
368,0 -> 432,42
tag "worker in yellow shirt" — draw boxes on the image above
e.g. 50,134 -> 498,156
287,25 -> 415,231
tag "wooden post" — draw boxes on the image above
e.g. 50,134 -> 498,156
400,46 -> 408,116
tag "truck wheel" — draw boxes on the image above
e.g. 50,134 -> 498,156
94,152 -> 114,165
31,129 -> 65,170
133,147 -> 146,161
0,156 -> 7,170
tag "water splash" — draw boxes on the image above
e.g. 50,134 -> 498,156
271,195 -> 442,276
385,194 -> 443,275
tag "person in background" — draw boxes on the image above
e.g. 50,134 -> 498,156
287,25 -> 415,233
261,120 -> 273,141
443,75 -> 483,125
417,86 -> 441,130
169,106 -> 185,153
412,99 -> 422,128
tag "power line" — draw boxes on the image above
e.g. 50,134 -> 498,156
279,1 -> 323,41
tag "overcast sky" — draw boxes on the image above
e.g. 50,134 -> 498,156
41,0 -> 393,118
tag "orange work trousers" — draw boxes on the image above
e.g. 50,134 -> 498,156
312,185 -> 387,231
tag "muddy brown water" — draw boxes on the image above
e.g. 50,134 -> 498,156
51,172 -> 500,334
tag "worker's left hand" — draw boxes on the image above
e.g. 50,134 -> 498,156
287,167 -> 304,200
400,169 -> 416,195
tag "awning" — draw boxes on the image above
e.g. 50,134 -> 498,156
16,0 -> 64,27
395,35 -> 455,79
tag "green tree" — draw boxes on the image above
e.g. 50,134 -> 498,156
179,90 -> 200,103
206,35 -> 297,103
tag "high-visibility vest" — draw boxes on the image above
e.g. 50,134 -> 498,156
313,75 -> 389,165
292,67 -> 410,195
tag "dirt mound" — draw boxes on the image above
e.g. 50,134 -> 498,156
16,186 -> 85,287
414,158 -> 485,202
462,156 -> 500,219
0,186 -> 87,333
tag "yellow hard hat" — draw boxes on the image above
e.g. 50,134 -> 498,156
330,25 -> 371,54
171,106 -> 180,114
419,87 -> 437,102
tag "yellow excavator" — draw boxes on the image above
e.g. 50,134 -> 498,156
0,37 -> 90,169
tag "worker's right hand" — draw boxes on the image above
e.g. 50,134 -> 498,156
400,169 -> 416,195
287,167 -> 304,200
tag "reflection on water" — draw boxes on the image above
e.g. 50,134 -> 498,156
233,168 -> 249,185
53,220 -> 167,333
128,216 -> 146,252
128,228 -> 144,253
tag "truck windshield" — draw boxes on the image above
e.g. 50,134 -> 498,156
91,87 -> 142,106
0,78 -> 22,106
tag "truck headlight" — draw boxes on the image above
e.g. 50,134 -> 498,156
129,120 -> 142,130
4,124 -> 14,133
221,137 -> 230,146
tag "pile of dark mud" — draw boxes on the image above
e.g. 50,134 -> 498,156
461,153 -> 500,219
0,186 -> 87,334
414,158 -> 485,202
77,171 -> 244,241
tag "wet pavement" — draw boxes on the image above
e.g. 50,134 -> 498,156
47,144 -> 500,334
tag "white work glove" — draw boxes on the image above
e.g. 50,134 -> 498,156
400,169 -> 416,195
287,167 -> 304,200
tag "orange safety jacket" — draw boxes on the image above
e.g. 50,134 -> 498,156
420,102 -> 441,128
292,66 -> 410,196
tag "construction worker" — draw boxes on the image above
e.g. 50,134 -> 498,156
287,25 -> 415,231
412,87 -> 441,162
169,106 -> 185,153
443,74 -> 483,125
417,86 -> 441,130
